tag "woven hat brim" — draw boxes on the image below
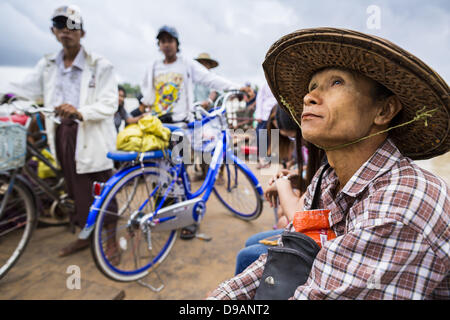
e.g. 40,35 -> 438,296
263,28 -> 450,160
195,58 -> 219,68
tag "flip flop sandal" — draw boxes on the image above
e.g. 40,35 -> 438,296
257,161 -> 271,169
58,240 -> 89,257
180,224 -> 198,240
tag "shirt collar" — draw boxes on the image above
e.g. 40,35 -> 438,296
339,138 -> 402,197
55,46 -> 85,71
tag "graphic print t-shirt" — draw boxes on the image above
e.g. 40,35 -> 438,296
152,59 -> 188,122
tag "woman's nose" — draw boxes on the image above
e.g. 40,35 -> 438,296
303,92 -> 320,106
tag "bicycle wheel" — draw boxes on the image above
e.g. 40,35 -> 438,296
91,165 -> 179,282
21,164 -> 70,228
213,163 -> 263,221
0,175 -> 37,280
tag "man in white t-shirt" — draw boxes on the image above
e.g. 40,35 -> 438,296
141,26 -> 253,123
141,26 -> 254,239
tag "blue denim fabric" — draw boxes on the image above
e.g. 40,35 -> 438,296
234,229 -> 283,275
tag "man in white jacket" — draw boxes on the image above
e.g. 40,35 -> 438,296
6,5 -> 120,260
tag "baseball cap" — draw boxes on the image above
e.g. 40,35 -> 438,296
51,5 -> 83,30
156,25 -> 179,40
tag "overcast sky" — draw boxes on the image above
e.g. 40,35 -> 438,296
0,0 -> 449,90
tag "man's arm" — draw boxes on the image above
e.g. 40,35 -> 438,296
207,254 -> 267,300
190,60 -> 239,92
4,58 -> 46,102
140,64 -> 156,107
291,219 -> 444,300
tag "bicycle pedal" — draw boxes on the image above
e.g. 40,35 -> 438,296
195,233 -> 212,241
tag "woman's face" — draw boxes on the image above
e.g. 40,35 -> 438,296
301,68 -> 380,148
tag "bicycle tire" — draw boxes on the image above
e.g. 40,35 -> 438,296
91,165 -> 178,282
213,163 -> 263,221
0,175 -> 37,280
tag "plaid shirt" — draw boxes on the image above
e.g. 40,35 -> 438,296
208,139 -> 450,300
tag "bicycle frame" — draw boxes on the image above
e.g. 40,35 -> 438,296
80,108 -> 263,239
22,141 -> 65,203
0,101 -> 73,225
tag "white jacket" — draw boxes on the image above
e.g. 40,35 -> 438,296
7,47 -> 118,174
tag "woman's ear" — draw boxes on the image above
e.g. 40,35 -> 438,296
374,95 -> 403,126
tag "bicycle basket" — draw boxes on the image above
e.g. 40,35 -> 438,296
0,122 -> 27,171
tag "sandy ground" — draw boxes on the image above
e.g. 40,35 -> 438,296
0,162 -> 278,300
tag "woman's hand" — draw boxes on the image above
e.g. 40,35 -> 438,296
268,169 -> 292,186
264,184 -> 279,208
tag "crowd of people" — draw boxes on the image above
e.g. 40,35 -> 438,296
2,4 -> 449,300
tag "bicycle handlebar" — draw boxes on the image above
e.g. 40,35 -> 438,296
193,90 -> 245,119
5,100 -> 68,125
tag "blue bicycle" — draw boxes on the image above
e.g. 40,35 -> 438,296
80,91 -> 264,283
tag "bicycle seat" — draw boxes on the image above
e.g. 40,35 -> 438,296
164,123 -> 187,132
107,150 -> 166,162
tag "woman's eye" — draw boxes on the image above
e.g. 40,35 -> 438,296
332,79 -> 342,86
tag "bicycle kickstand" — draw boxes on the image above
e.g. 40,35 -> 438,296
137,270 -> 165,293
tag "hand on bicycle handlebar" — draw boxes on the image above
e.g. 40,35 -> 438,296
55,104 -> 83,121
238,86 -> 255,102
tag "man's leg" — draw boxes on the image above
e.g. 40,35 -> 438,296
55,119 -> 119,259
55,119 -> 90,256
235,229 -> 283,275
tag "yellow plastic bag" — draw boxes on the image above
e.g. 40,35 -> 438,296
35,149 -> 58,179
117,136 -> 143,152
138,115 -> 171,142
141,135 -> 169,152
116,124 -> 143,151
116,116 -> 171,152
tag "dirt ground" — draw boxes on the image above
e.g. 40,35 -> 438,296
0,162 -> 279,300
0,152 -> 448,300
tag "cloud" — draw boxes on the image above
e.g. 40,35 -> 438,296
0,0 -> 448,89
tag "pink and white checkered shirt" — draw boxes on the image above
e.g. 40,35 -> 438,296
208,139 -> 450,300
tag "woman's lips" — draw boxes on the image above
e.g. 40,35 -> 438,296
301,112 -> 321,120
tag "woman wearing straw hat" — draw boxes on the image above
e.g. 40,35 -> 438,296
208,28 -> 449,300
192,53 -> 221,182
194,53 -> 220,110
